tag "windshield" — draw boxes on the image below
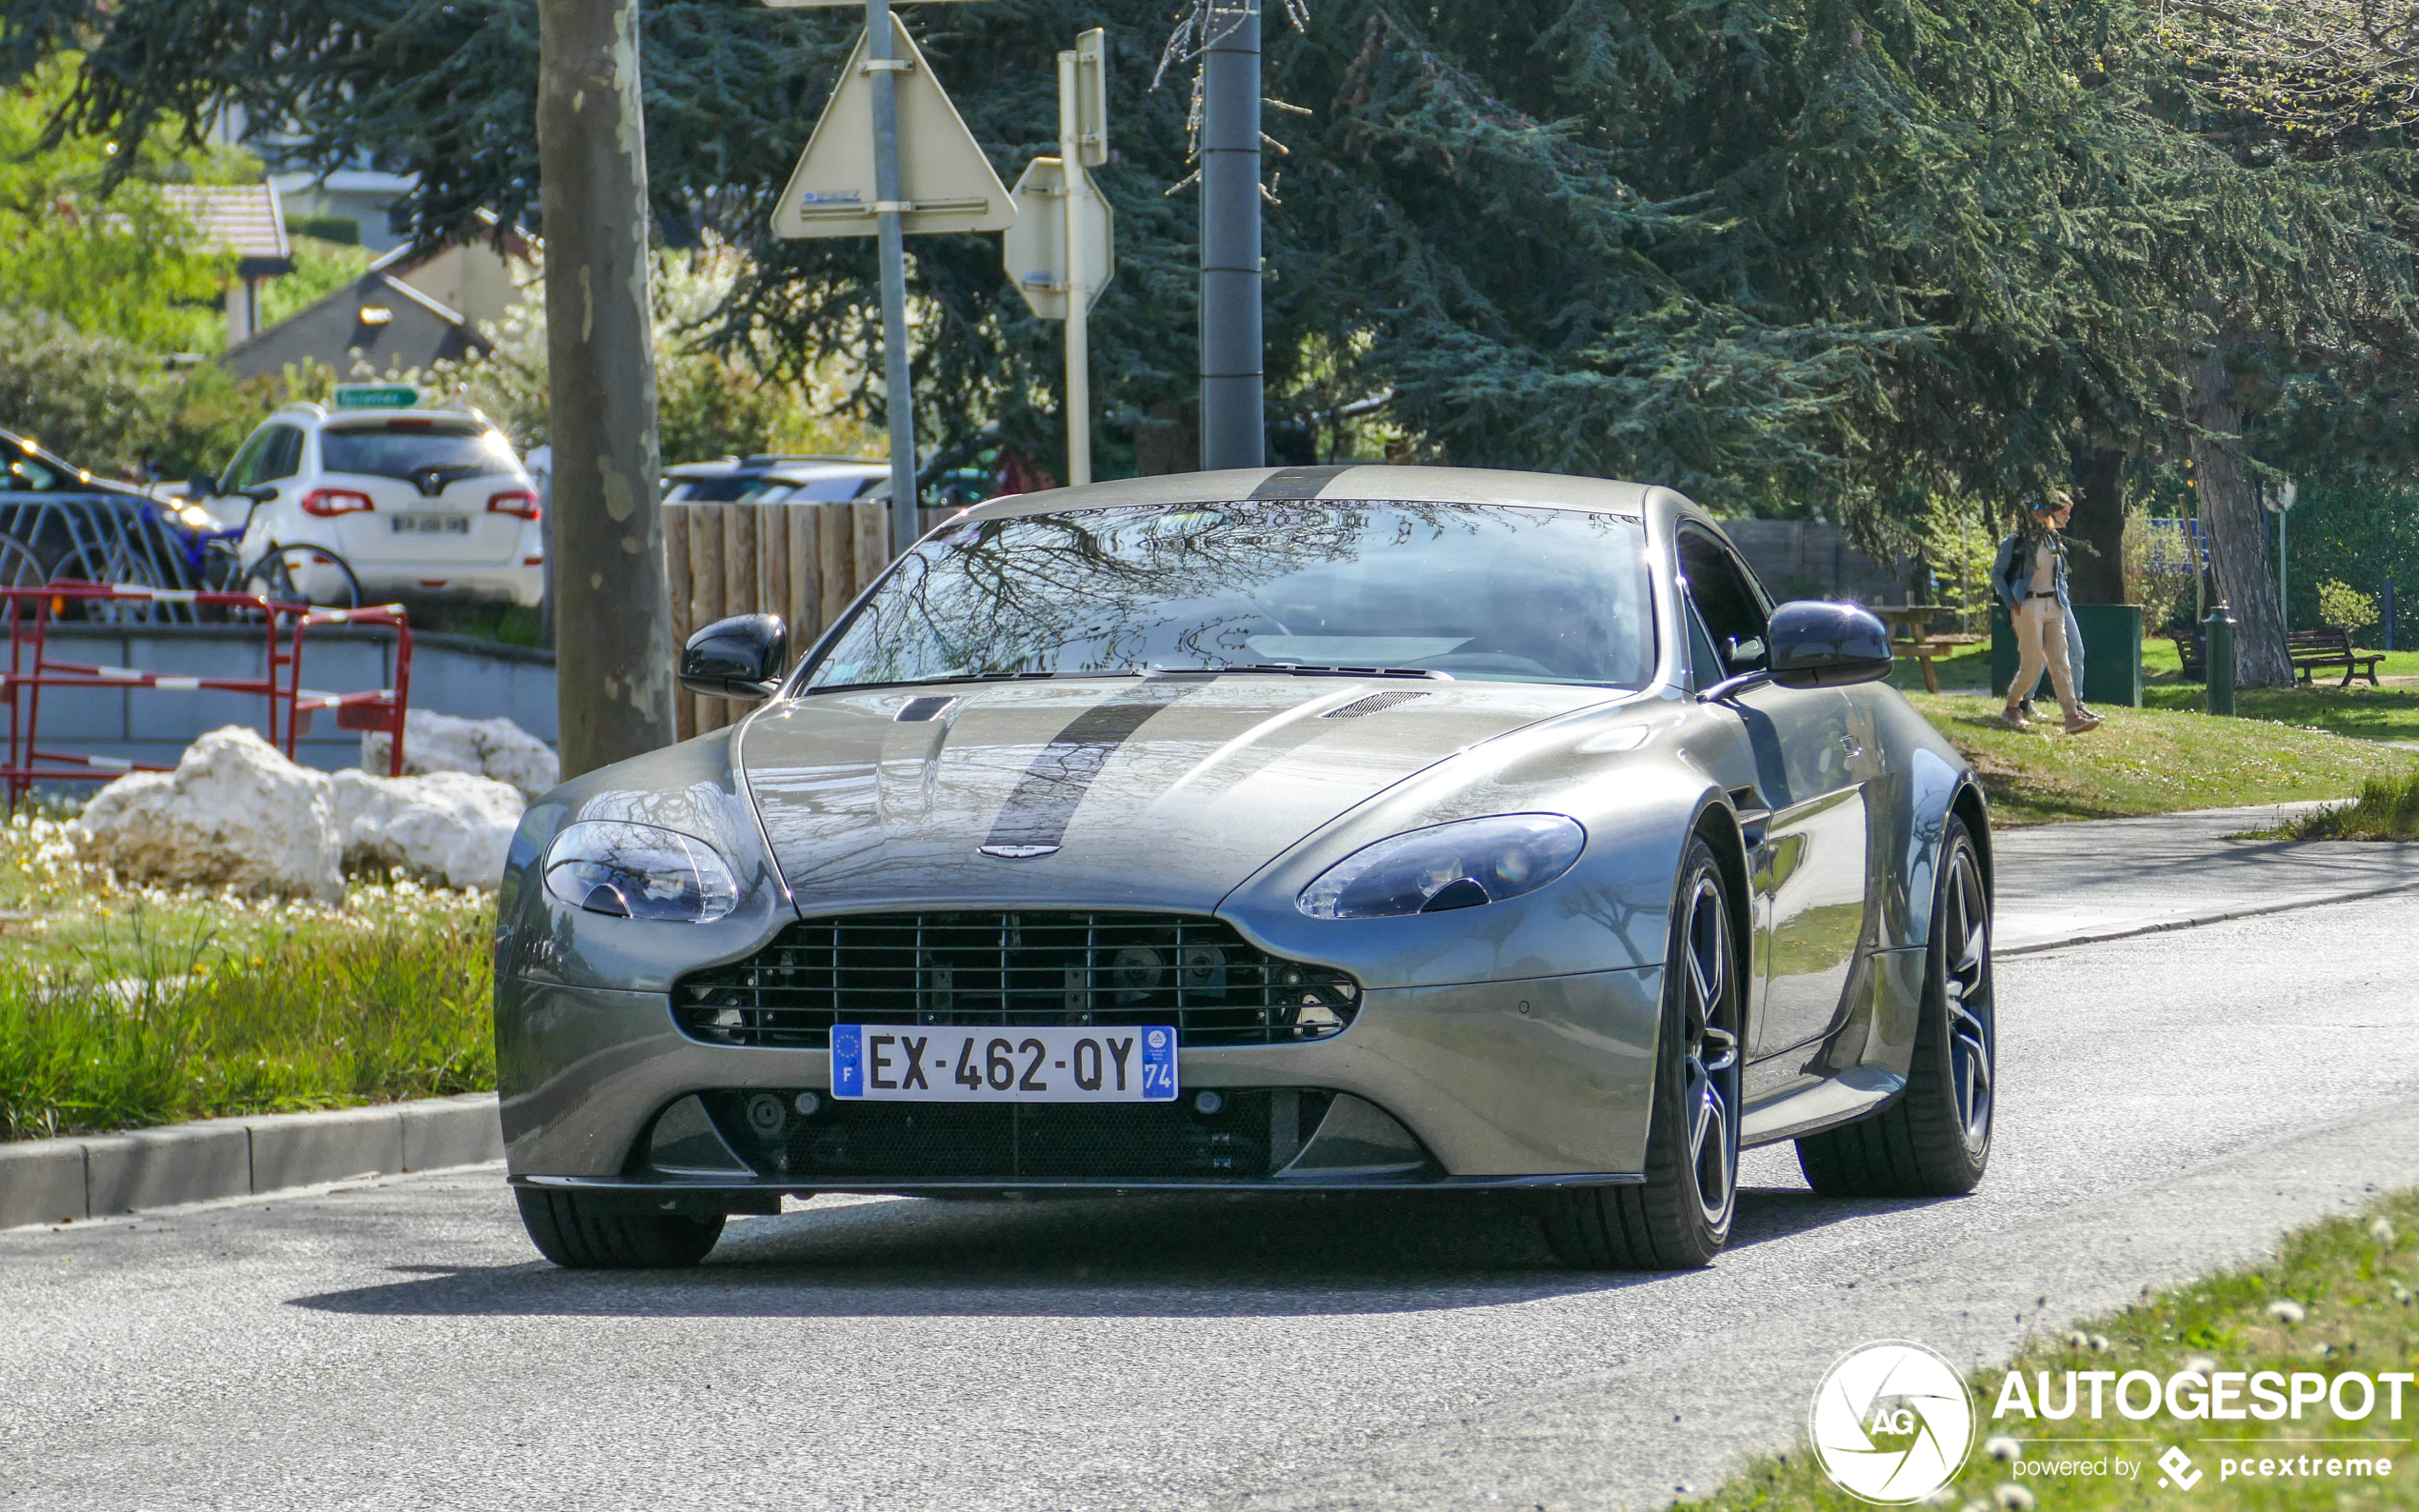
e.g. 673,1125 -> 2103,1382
320,423 -> 516,484
805,501 -> 1656,691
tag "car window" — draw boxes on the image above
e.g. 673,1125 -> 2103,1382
222,428 -> 276,490
1683,597 -> 1728,689
2,449 -> 63,492
320,421 -> 515,485
674,473 -> 762,503
810,501 -> 1658,691
1678,527 -> 1769,669
259,426 -> 305,484
795,475 -> 879,502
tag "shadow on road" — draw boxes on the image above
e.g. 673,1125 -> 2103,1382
289,1183 -> 1939,1321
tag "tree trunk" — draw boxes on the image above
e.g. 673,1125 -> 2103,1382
2182,332 -> 2291,686
2066,446 -> 2128,605
537,0 -> 678,777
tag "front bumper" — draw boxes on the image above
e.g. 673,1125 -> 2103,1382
495,965 -> 1665,1192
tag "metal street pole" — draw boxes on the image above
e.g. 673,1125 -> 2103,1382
867,0 -> 922,553
1198,0 -> 1262,470
1057,50 -> 1092,486
536,0 -> 677,775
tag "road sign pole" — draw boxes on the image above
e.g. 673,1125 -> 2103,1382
1199,1 -> 1263,470
867,0 -> 921,555
1057,50 -> 1091,487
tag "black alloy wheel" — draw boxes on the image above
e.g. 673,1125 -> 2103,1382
515,1187 -> 726,1270
1796,813 -> 1994,1196
1542,835 -> 1743,1269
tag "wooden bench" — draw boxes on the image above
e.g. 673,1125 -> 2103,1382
1902,632 -> 1986,694
2175,629 -> 2206,683
2288,627 -> 2385,688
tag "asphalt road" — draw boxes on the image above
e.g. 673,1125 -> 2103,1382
9,889 -> 2419,1510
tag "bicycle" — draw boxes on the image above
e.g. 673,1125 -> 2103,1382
152,489 -> 363,617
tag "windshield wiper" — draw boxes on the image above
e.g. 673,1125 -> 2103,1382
1218,663 -> 1453,680
804,669 -> 1135,694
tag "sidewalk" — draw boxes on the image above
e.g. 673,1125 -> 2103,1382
1993,803 -> 2419,954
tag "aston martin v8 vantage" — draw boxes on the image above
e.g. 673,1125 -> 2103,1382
494,466 -> 1996,1270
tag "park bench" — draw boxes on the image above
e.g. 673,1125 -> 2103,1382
1903,631 -> 1986,693
2288,627 -> 2386,688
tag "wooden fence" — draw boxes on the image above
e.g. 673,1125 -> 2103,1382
665,501 -> 951,739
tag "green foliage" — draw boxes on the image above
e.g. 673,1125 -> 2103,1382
2315,576 -> 2381,635
151,358 -> 338,482
258,234 -> 372,329
0,49 -> 243,353
2289,768 -> 2419,842
1914,496 -> 2000,627
0,308 -> 170,477
2282,473 -> 2419,647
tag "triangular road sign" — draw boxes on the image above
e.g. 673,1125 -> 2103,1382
772,16 -> 1015,240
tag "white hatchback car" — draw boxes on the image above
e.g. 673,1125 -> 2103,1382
199,397 -> 544,607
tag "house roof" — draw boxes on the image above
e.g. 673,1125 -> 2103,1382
218,270 -> 486,385
158,183 -> 293,277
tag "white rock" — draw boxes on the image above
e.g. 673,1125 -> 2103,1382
74,726 -> 343,901
362,709 -> 559,803
330,768 -> 524,891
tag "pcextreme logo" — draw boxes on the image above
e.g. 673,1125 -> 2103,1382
1809,1342 -> 1977,1504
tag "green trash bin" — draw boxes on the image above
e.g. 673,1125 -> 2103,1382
1991,603 -> 2142,707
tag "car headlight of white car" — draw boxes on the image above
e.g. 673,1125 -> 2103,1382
1297,814 -> 1587,920
542,821 -> 739,923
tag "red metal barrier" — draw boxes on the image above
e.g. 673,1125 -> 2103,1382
0,582 -> 412,809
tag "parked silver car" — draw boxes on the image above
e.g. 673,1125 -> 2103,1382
494,466 -> 1995,1270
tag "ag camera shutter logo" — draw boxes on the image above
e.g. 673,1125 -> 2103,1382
1809,1341 -> 1978,1503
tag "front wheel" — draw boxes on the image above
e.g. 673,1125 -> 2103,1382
515,1188 -> 726,1270
1796,813 -> 1994,1196
1542,835 -> 1742,1269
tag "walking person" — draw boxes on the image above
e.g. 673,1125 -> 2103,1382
1992,492 -> 2103,733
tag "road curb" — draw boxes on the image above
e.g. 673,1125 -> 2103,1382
2000,878 -> 2419,958
0,1092 -> 501,1230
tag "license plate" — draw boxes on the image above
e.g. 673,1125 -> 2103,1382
390,515 -> 470,535
831,1024 -> 1177,1103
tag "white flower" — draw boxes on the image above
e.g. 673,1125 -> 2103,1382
2089,1333 -> 2112,1352
2067,1329 -> 2089,1349
1984,1435 -> 2022,1462
2184,1354 -> 2219,1376
2268,1298 -> 2307,1323
2369,1217 -> 2397,1244
1994,1486 -> 2037,1512
1921,1492 -> 1960,1509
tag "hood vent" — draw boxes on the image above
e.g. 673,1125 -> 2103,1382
1323,690 -> 1429,719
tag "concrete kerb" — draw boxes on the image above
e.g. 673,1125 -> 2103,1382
0,1092 -> 501,1230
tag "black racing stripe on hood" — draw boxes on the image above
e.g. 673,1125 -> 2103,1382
1249,465 -> 1351,501
981,684 -> 1199,851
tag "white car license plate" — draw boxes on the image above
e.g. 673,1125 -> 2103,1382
831,1024 -> 1177,1103
390,515 -> 470,535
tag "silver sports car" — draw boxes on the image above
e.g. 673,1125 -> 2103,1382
495,466 -> 1995,1270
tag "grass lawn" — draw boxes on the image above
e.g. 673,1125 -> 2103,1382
1909,693 -> 2414,826
1682,1191 -> 2419,1511
0,810 -> 494,1141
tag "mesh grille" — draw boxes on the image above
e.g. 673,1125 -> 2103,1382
1323,690 -> 1429,718
675,911 -> 1361,1050
699,1088 -> 1339,1182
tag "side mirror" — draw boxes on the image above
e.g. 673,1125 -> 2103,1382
187,474 -> 219,498
681,613 -> 789,701
1767,601 -> 1893,689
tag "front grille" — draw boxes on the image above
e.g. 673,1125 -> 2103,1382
695,1087 -> 1341,1182
675,911 -> 1361,1050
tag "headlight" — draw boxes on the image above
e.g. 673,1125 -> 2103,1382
541,821 -> 739,922
1297,814 -> 1586,920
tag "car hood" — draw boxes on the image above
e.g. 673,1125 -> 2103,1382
738,676 -> 1617,916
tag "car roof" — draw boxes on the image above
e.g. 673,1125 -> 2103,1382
955,465 -> 1684,523
269,402 -> 501,430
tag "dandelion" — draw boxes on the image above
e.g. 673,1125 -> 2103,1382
2089,1333 -> 2112,1352
2369,1217 -> 2397,1245
1984,1436 -> 2022,1462
2067,1329 -> 2089,1349
2268,1298 -> 2307,1323
1994,1487 -> 2036,1512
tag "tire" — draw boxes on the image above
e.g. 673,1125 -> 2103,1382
1796,813 -> 1994,1197
241,545 -> 362,612
1542,836 -> 1743,1269
514,1187 -> 725,1270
